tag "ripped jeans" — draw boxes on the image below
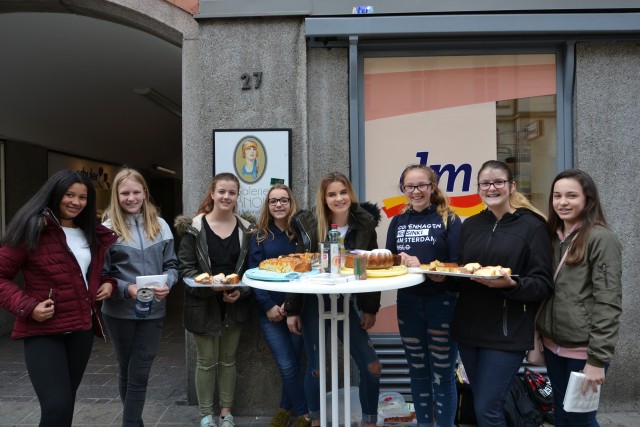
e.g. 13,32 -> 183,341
301,294 -> 381,423
397,290 -> 458,427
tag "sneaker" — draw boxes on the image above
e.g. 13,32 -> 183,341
200,415 -> 216,427
268,408 -> 290,427
291,416 -> 311,427
219,413 -> 235,427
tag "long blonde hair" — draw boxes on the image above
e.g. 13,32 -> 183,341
197,173 -> 240,215
315,172 -> 359,241
102,168 -> 161,241
478,160 -> 546,220
399,164 -> 457,228
253,184 -> 299,243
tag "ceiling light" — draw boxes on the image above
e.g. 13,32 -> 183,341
134,87 -> 181,118
152,164 -> 176,175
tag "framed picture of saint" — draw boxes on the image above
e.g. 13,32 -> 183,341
213,128 -> 292,218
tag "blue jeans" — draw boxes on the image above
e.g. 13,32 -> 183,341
301,294 -> 380,423
397,291 -> 458,427
544,348 -> 607,427
259,314 -> 308,416
103,315 -> 164,427
458,345 -> 526,427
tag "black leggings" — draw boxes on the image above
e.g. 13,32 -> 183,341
24,329 -> 94,427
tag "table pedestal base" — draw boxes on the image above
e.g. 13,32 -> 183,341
318,292 -> 352,427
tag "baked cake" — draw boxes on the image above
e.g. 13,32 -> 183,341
344,249 -> 394,269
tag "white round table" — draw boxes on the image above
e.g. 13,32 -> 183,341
242,273 -> 424,427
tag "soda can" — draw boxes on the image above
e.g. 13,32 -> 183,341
134,288 -> 154,319
353,255 -> 367,280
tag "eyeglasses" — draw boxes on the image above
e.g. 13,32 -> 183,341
268,197 -> 290,206
478,180 -> 510,190
402,183 -> 433,193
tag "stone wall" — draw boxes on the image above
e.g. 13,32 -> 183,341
574,41 -> 640,411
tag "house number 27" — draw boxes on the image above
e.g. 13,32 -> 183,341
241,72 -> 263,90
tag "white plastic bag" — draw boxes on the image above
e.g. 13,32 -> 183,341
326,386 -> 362,423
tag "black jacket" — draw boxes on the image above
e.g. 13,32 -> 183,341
175,214 -> 253,336
451,208 -> 553,351
284,204 -> 381,315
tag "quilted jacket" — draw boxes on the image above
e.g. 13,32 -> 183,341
0,208 -> 117,339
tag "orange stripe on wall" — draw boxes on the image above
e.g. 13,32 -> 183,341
449,194 -> 482,208
365,64 -> 556,121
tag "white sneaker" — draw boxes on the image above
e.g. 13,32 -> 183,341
219,413 -> 235,427
201,415 -> 217,427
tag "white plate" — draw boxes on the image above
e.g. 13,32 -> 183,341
136,274 -> 168,288
183,277 -> 248,289
407,268 -> 504,279
244,267 -> 320,282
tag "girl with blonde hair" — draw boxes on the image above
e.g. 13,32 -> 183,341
101,168 -> 178,427
451,160 -> 553,426
385,164 -> 462,427
286,171 -> 381,427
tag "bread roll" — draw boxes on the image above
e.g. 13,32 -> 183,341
223,273 -> 239,284
460,263 -> 482,273
194,273 -> 211,284
474,266 -> 511,276
212,273 -> 226,284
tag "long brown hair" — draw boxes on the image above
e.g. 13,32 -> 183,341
196,173 -> 240,215
253,184 -> 300,243
398,164 -> 457,228
477,160 -> 546,220
102,168 -> 161,241
315,172 -> 359,241
548,169 -> 609,265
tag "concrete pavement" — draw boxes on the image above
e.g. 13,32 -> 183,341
0,296 -> 638,426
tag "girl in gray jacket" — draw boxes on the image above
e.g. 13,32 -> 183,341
101,168 -> 178,427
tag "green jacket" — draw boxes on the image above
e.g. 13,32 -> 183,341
176,214 -> 253,336
537,226 -> 622,367
285,204 -> 381,315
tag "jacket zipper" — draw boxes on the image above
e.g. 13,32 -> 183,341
502,299 -> 508,336
480,220 -> 499,260
134,217 -> 147,274
602,263 -> 608,288
294,216 -> 312,252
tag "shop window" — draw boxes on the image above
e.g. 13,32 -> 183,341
364,53 -> 556,222
363,54 -> 557,333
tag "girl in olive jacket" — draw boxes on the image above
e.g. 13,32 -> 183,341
537,169 -> 622,427
176,173 -> 253,427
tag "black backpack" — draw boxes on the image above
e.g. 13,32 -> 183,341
504,376 -> 546,427
523,368 -> 555,424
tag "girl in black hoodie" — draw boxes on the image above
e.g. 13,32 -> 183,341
451,160 -> 553,427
